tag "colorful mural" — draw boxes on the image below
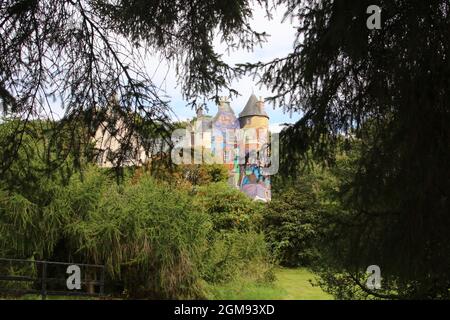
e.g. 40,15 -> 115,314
239,164 -> 271,202
192,95 -> 272,202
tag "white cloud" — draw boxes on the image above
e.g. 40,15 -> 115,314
269,123 -> 288,133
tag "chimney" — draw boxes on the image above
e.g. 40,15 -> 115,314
257,96 -> 264,113
218,96 -> 230,110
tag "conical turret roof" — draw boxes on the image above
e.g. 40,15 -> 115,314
239,94 -> 269,118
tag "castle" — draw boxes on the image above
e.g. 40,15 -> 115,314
188,94 -> 272,202
93,94 -> 273,202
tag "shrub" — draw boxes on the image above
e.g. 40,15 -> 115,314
58,169 -> 211,299
0,189 -> 68,259
142,157 -> 229,187
264,176 -> 324,267
201,230 -> 274,285
194,182 -> 273,290
0,162 -> 273,299
194,182 -> 264,232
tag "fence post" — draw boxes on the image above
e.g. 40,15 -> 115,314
41,262 -> 47,300
100,267 -> 105,297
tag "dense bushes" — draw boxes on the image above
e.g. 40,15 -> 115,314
193,182 -> 273,290
264,186 -> 321,267
55,170 -> 210,299
144,158 -> 229,188
194,182 -> 264,231
201,230 -> 273,284
263,165 -> 342,268
0,164 -> 272,298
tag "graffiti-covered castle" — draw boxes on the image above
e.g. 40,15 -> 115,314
93,94 -> 276,202
186,94 -> 273,202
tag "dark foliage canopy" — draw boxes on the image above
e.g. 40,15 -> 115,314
244,0 -> 449,298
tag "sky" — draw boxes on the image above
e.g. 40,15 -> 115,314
149,4 -> 300,133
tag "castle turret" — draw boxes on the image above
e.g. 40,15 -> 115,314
238,94 -> 269,129
238,94 -> 269,157
237,94 -> 271,202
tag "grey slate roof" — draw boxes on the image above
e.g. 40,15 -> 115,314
238,94 -> 269,118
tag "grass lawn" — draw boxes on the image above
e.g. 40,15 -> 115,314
274,268 -> 332,300
208,267 -> 333,300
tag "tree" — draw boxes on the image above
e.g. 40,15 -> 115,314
264,168 -> 333,267
245,0 -> 450,298
0,119 -> 84,202
0,0 -> 267,174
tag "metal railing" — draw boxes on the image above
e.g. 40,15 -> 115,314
0,258 -> 105,299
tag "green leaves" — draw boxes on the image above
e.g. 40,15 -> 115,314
194,182 -> 264,232
57,170 -> 211,298
264,175 -> 324,267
